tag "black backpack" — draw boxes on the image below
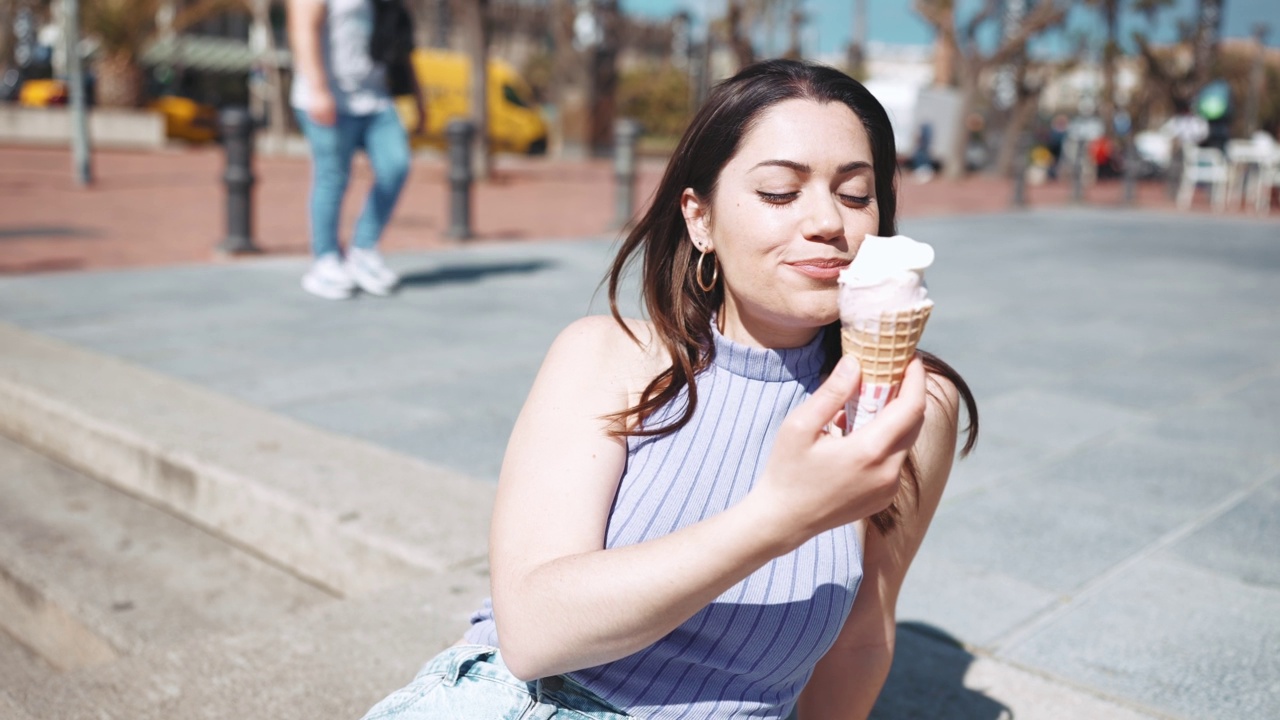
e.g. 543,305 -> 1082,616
369,0 -> 416,96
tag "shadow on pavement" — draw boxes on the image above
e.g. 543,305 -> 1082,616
869,622 -> 1010,720
0,226 -> 102,241
398,259 -> 555,288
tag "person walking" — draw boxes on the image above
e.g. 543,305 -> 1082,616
287,0 -> 425,299
359,59 -> 979,720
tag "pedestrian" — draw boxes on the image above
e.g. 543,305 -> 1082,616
360,59 -> 979,720
287,0 -> 426,299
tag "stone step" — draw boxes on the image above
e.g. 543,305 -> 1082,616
0,434 -> 334,672
0,321 -> 494,598
7,572 -> 489,720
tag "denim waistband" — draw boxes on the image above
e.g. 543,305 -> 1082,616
425,644 -> 632,718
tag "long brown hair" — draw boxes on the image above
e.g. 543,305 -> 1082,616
605,59 -> 978,534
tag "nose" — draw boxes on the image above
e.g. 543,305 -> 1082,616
802,192 -> 844,243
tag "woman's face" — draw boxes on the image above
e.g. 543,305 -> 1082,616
683,97 -> 881,348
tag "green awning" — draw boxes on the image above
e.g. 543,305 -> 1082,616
142,35 -> 289,74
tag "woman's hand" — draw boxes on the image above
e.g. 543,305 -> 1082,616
751,354 -> 928,548
308,89 -> 338,126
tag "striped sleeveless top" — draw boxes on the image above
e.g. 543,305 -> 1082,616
465,322 -> 864,719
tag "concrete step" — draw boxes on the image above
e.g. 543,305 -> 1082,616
10,566 -> 488,717
0,321 -> 494,598
8,572 -> 490,720
0,434 -> 335,672
0,625 -> 56,712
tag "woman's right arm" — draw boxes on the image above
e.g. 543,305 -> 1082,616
286,0 -> 336,125
490,317 -> 927,681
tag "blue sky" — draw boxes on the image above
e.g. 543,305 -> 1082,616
621,0 -> 1280,56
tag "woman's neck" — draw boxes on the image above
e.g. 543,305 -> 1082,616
718,301 -> 823,350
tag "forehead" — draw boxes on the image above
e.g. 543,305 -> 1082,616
730,98 -> 873,169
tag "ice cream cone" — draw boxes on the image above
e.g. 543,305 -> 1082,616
841,303 -> 932,431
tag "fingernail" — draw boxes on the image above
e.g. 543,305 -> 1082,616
832,356 -> 855,380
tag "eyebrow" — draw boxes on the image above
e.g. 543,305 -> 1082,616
749,159 -> 873,175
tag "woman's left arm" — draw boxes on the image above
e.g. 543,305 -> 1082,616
796,372 -> 962,720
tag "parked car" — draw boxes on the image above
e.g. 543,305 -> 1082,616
17,78 -> 67,106
148,95 -> 219,144
395,49 -> 548,155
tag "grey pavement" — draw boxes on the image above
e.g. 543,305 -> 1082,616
0,208 -> 1277,719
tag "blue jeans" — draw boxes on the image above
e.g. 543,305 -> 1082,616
360,645 -> 635,719
295,106 -> 410,258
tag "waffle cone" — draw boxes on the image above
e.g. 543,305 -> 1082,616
840,303 -> 933,388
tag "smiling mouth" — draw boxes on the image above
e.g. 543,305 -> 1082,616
790,259 -> 851,269
787,259 -> 850,280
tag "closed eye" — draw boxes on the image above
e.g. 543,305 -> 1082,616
758,191 -> 798,204
840,194 -> 872,206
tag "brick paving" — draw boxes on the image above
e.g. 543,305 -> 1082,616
1,143 -> 1271,275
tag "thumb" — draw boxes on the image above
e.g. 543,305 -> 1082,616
787,355 -> 861,438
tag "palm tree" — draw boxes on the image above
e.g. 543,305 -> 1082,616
82,0 -> 244,107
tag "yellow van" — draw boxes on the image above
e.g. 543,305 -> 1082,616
394,49 -> 548,155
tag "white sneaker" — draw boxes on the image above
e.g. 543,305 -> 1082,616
345,247 -> 399,296
301,254 -> 356,300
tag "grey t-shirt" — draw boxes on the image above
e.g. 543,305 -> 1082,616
290,0 -> 390,116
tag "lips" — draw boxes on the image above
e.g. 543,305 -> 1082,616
787,258 -> 851,281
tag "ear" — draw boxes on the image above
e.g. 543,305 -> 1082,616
680,188 -> 713,252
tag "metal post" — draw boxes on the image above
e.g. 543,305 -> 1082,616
446,119 -> 475,240
1122,133 -> 1138,206
1011,130 -> 1029,209
218,107 -> 259,253
613,118 -> 640,229
1167,141 -> 1182,201
1071,136 -> 1086,204
1245,24 -> 1269,135
64,0 -> 91,186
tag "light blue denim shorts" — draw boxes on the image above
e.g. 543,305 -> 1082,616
360,644 -> 635,719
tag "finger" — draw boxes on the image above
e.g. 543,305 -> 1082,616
858,357 -> 927,451
787,355 -> 862,439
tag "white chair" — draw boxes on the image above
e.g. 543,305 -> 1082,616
1246,133 -> 1279,214
1176,143 -> 1228,212
1225,134 -> 1280,213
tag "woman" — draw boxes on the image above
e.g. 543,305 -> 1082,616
362,59 -> 978,720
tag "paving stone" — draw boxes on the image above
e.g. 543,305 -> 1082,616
1170,473 -> 1280,588
897,552 -> 1061,649
1002,554 -> 1280,720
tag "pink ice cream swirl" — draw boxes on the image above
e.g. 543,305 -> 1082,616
838,234 -> 934,330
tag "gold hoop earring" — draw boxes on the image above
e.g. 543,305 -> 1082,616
696,249 -> 718,292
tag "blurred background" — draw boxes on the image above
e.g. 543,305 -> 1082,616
1,0 -> 1277,206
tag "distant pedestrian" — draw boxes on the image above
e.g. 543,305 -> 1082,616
287,0 -> 426,299
359,59 -> 979,720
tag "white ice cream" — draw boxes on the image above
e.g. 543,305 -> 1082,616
838,234 -> 934,328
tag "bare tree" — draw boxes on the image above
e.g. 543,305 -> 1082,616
0,0 -> 18,81
913,0 -> 1067,179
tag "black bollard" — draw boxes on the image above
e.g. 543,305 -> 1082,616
1011,131 -> 1030,209
218,107 -> 259,254
613,118 -> 641,229
446,119 -> 475,240
1166,141 -> 1182,202
1123,134 -> 1139,206
1071,136 -> 1086,205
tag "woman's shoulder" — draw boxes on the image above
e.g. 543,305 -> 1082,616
546,316 -> 668,392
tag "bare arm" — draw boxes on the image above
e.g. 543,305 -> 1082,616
489,317 -> 928,680
796,373 -> 961,719
286,0 -> 335,125
407,59 -> 427,135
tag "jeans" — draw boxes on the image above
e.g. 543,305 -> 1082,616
360,645 -> 635,719
295,105 -> 410,258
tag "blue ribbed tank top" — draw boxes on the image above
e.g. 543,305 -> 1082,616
465,322 -> 864,719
